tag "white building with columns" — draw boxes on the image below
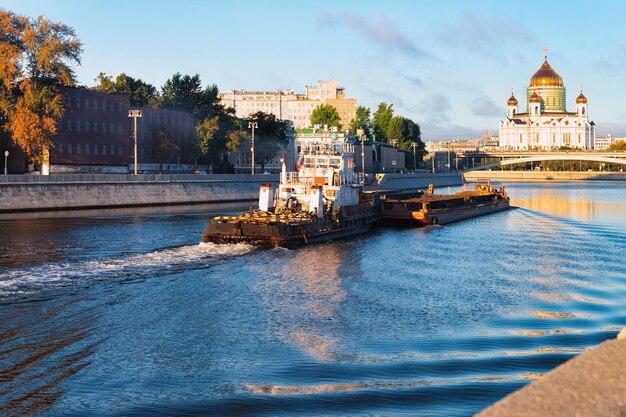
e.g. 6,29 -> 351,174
499,52 -> 595,150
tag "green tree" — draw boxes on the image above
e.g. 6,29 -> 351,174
349,106 -> 371,137
94,72 -> 159,107
248,111 -> 288,171
160,73 -> 203,113
0,11 -> 82,168
192,115 -> 219,169
371,102 -> 394,142
608,140 -> 626,151
384,116 -> 424,169
310,104 -> 341,129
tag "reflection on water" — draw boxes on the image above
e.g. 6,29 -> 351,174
0,297 -> 102,416
0,182 -> 625,416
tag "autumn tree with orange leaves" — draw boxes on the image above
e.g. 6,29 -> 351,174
0,10 -> 82,172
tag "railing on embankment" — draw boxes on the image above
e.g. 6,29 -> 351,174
0,174 -> 279,213
463,170 -> 626,182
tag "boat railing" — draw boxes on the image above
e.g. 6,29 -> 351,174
300,142 -> 354,156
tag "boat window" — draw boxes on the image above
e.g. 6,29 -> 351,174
304,157 -> 316,168
329,157 -> 340,168
316,157 -> 328,167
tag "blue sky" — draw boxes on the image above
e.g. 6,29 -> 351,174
4,0 -> 626,140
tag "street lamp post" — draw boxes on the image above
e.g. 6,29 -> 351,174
128,109 -> 143,175
357,128 -> 366,183
3,150 -> 8,176
411,142 -> 417,172
248,121 -> 258,175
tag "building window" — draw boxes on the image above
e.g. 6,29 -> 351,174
118,124 -> 123,134
110,101 -> 114,111
102,145 -> 107,155
101,123 -> 106,133
110,123 -> 114,133
58,143 -> 63,153
76,97 -> 81,108
110,145 -> 115,156
118,145 -> 123,156
66,97 -> 71,108
93,99 -> 97,110
67,120 -> 72,131
86,144 -> 90,154
93,122 -> 98,132
94,144 -> 98,155
68,143 -> 73,154
85,98 -> 89,109
76,120 -> 81,132
77,143 -> 81,154
85,122 -> 89,133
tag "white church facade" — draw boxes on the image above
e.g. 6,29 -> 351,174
499,52 -> 595,150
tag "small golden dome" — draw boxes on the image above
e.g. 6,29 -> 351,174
529,59 -> 563,87
507,94 -> 518,106
529,92 -> 542,103
576,91 -> 587,104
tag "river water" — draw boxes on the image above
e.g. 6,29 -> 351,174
0,182 -> 625,416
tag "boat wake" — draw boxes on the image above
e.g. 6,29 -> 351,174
0,242 -> 253,298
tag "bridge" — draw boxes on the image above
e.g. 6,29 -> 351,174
450,151 -> 626,172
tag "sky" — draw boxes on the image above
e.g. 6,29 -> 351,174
4,0 -> 626,140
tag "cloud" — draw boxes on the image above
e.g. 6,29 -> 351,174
419,94 -> 451,114
472,95 -> 501,116
438,11 -> 532,59
317,11 -> 426,58
595,121 -> 626,137
420,121 -> 481,141
593,45 -> 626,76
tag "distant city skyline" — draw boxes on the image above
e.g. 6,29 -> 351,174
4,0 -> 626,140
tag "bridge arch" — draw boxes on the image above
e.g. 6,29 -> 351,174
464,155 -> 626,172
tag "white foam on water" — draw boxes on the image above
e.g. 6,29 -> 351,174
0,242 -> 253,297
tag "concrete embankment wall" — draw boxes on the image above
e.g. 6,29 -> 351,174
464,170 -> 626,182
372,172 -> 463,191
0,174 -> 279,213
477,329 -> 626,417
0,172 -> 464,213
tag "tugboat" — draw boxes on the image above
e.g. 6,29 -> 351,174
202,134 -> 378,248
377,181 -> 510,225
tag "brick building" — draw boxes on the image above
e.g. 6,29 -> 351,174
1,86 -> 197,174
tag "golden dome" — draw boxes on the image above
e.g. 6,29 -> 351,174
507,94 -> 518,106
529,59 -> 563,87
576,91 -> 587,104
529,92 -> 542,103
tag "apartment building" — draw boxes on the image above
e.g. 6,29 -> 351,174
219,79 -> 357,129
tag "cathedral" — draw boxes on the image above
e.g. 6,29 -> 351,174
499,51 -> 595,150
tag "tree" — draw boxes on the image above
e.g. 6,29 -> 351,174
248,111 -> 288,171
349,106 -> 371,137
160,73 -> 203,113
93,72 -> 159,107
371,102 -> 394,142
310,104 -> 341,129
0,12 -> 82,168
384,116 -> 424,169
154,128 -> 180,174
192,115 -> 219,169
608,140 -> 626,151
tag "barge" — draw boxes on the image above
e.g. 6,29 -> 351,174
202,134 -> 377,248
377,182 -> 510,226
